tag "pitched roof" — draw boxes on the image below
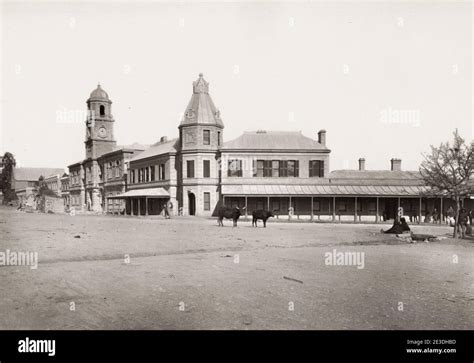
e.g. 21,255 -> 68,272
130,138 -> 178,162
179,74 -> 224,128
329,170 -> 421,180
222,131 -> 329,151
114,142 -> 149,151
14,167 -> 65,181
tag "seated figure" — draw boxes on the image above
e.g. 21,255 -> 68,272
382,217 -> 411,234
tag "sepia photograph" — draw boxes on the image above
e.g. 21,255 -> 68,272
0,0 -> 473,360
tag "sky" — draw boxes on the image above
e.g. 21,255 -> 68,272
1,0 -> 472,172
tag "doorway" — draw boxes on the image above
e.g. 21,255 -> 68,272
384,198 -> 397,220
188,192 -> 196,216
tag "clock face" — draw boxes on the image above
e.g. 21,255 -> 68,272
98,127 -> 107,138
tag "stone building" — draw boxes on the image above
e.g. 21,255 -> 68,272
12,167 -> 64,207
178,73 -> 223,216
44,174 -> 62,195
113,137 -> 179,216
68,75 -> 472,221
60,174 -> 70,208
68,85 -> 146,213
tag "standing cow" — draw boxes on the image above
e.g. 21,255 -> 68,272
217,206 -> 245,227
252,209 -> 274,227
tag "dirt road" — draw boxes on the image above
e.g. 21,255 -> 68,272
0,207 -> 472,329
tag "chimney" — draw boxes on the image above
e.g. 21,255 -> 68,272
160,136 -> 168,143
358,158 -> 365,171
391,158 -> 402,171
318,129 -> 326,146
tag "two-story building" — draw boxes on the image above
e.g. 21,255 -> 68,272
68,75 -> 471,221
110,137 -> 179,216
219,129 -> 330,218
60,174 -> 70,208
98,143 -> 148,214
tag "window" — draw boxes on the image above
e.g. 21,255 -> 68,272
203,130 -> 210,145
272,200 -> 280,211
263,160 -> 272,177
203,160 -> 210,178
368,202 -> 376,212
187,160 -> 195,178
100,105 -> 105,116
159,164 -> 165,180
217,131 -> 221,146
309,160 -> 324,177
272,160 -> 279,177
338,202 -> 347,212
256,160 -> 264,177
131,169 -> 135,184
145,167 -> 149,182
204,192 -> 211,211
151,166 -> 155,181
279,161 -> 288,177
253,160 -> 299,177
313,201 -> 321,211
228,159 -> 242,177
287,160 -> 298,177
115,161 -> 120,178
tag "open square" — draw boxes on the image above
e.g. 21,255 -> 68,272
1,207 -> 472,330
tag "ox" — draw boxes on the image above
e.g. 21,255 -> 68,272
217,206 -> 245,227
252,209 -> 275,228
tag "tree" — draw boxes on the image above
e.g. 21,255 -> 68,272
0,152 -> 17,204
419,130 -> 474,238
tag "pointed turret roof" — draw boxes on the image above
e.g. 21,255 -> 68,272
180,73 -> 224,128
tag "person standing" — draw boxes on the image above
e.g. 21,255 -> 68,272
446,206 -> 455,226
457,207 -> 469,238
164,200 -> 172,219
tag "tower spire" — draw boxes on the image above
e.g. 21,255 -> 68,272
193,73 -> 209,94
181,74 -> 223,128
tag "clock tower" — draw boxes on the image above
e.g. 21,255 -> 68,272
83,84 -> 116,213
85,84 -> 116,159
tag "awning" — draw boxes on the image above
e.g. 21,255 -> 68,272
221,184 -> 431,197
108,187 -> 170,199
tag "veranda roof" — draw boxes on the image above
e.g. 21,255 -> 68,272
221,184 -> 431,197
108,188 -> 170,198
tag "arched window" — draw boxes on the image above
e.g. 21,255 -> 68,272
100,105 -> 105,116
